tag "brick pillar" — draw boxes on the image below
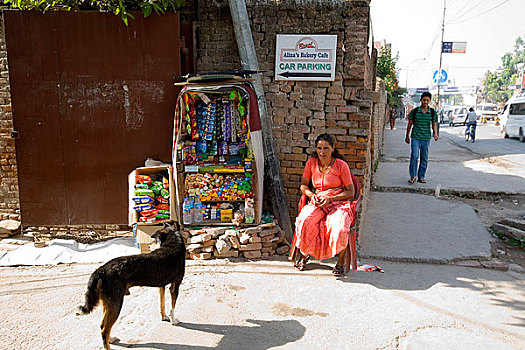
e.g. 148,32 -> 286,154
0,11 -> 20,221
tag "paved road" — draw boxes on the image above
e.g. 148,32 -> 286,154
0,259 -> 524,350
439,121 -> 525,179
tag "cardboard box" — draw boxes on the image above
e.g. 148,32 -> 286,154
135,224 -> 164,244
128,166 -> 177,226
135,224 -> 165,254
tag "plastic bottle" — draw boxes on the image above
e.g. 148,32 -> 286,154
194,197 -> 203,223
182,197 -> 193,225
245,199 -> 255,224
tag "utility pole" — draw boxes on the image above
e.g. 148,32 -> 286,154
228,0 -> 293,242
436,0 -> 446,112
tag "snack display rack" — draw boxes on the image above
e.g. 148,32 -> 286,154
172,79 -> 264,226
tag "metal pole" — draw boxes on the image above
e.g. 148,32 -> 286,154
228,0 -> 293,242
436,0 -> 446,112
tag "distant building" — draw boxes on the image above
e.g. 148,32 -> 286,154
374,40 -> 391,55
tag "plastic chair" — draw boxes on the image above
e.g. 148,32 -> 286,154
289,173 -> 362,274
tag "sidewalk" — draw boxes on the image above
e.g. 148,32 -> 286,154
373,119 -> 525,195
359,119 -> 496,262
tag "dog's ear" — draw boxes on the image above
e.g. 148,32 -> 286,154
161,221 -> 179,231
152,225 -> 175,245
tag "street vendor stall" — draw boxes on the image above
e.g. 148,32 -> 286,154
172,77 -> 264,226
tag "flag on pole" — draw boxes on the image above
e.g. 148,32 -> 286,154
442,42 -> 467,53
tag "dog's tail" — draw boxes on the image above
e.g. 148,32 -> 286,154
77,270 -> 102,315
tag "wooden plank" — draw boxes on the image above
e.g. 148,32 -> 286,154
228,0 -> 293,242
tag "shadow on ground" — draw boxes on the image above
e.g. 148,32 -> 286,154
115,319 -> 305,349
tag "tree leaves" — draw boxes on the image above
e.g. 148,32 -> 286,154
482,36 -> 524,103
4,0 -> 184,25
377,46 -> 403,107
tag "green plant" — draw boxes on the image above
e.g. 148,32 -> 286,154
373,159 -> 379,172
3,0 -> 184,25
482,36 -> 525,103
376,46 -> 406,108
490,226 -> 525,249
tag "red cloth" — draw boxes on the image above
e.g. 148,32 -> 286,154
243,84 -> 261,131
293,158 -> 355,260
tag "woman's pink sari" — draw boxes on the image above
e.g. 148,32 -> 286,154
292,188 -> 355,260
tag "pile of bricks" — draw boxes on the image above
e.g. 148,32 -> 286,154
181,222 -> 289,259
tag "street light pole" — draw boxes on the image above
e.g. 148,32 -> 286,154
436,0 -> 446,112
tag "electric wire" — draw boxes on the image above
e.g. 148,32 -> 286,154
448,0 -> 511,25
446,0 -> 477,23
447,0 -> 488,23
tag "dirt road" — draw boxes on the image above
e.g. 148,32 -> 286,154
1,257 -> 523,350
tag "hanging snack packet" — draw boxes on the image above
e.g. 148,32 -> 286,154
150,181 -> 163,194
157,209 -> 170,216
134,189 -> 155,198
139,216 -> 157,223
160,188 -> 170,199
134,203 -> 155,212
133,196 -> 154,204
140,209 -> 158,217
136,175 -> 152,185
162,177 -> 169,190
156,196 -> 169,204
156,214 -> 170,220
155,203 -> 170,210
135,183 -> 149,189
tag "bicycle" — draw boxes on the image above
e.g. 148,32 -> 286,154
465,124 -> 475,142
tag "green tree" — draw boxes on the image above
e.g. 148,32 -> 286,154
3,0 -> 184,25
376,46 -> 403,107
482,36 -> 525,103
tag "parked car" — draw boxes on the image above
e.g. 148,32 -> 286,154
503,94 -> 525,142
475,103 -> 498,120
439,106 -> 454,123
449,106 -> 468,126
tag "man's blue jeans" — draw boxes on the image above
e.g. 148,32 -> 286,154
409,138 -> 430,179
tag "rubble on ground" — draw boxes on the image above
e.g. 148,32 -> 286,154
181,222 -> 289,260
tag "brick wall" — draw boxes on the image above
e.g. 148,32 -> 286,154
197,0 -> 379,220
0,1 -> 389,238
0,12 -> 20,221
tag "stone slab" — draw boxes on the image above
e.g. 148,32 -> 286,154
359,192 -> 493,262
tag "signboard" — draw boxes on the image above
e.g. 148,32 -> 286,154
415,88 -> 429,94
432,69 -> 448,85
442,42 -> 467,53
275,34 -> 337,81
443,86 -> 459,93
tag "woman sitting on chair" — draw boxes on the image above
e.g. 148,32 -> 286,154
292,133 -> 355,276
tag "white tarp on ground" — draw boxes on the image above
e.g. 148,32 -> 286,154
0,237 -> 139,266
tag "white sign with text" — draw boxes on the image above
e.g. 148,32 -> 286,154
275,34 -> 337,81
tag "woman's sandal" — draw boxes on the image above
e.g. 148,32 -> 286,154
332,265 -> 344,276
294,255 -> 310,271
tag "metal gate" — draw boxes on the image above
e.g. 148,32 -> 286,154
4,11 -> 183,225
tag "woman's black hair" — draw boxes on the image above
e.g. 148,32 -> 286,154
312,133 -> 344,159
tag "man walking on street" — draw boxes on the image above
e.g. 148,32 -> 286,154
405,92 -> 439,184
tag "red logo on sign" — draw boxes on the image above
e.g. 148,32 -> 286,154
299,41 -> 315,49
